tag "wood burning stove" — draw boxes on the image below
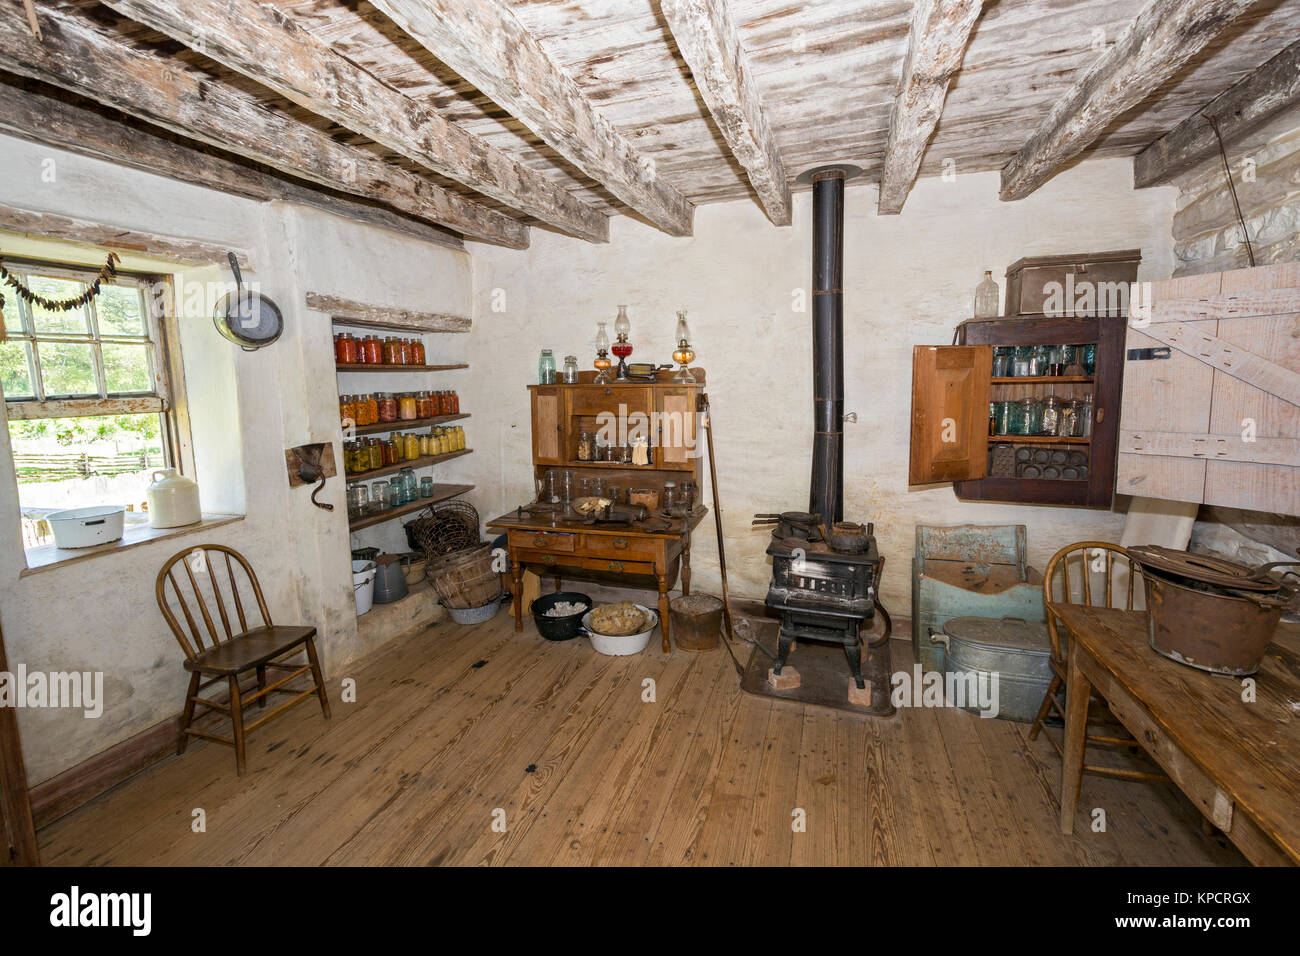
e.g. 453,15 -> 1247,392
757,164 -> 891,702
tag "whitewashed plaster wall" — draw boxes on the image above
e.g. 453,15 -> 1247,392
0,134 -> 471,783
463,158 -> 1179,614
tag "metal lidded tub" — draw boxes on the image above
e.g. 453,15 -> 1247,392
931,616 -> 1055,722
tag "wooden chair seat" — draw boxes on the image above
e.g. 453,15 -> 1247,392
183,625 -> 317,675
156,544 -> 330,775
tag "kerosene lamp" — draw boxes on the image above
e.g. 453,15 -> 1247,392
611,304 -> 633,381
671,309 -> 696,383
593,320 -> 612,384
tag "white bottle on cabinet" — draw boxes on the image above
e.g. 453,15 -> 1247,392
974,271 -> 1000,317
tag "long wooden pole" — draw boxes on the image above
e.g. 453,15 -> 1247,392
701,394 -> 736,644
0,621 -> 39,865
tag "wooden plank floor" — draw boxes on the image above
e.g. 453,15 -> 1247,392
38,614 -> 1245,866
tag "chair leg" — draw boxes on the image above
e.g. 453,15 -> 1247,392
1028,674 -> 1062,742
305,638 -> 331,720
256,664 -> 267,709
178,671 -> 201,755
228,675 -> 247,776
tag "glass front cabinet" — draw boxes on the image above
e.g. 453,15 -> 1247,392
908,314 -> 1127,508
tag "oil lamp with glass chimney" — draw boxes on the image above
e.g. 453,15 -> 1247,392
593,320 -> 612,384
671,309 -> 695,383
611,304 -> 633,381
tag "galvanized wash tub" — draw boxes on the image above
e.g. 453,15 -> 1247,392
932,616 -> 1055,723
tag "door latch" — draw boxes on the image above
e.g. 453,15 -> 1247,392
1127,346 -> 1171,361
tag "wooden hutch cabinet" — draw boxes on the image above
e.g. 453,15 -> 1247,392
489,370 -> 707,652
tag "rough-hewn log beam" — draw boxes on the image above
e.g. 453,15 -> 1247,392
1000,0 -> 1266,201
103,0 -> 608,243
0,80 -> 465,251
1135,39 -> 1300,188
877,0 -> 982,215
0,5 -> 528,248
368,0 -> 693,237
660,0 -> 790,226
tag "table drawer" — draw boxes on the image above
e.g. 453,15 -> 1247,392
579,534 -> 657,562
515,550 -> 584,570
581,557 -> 655,576
510,530 -> 578,552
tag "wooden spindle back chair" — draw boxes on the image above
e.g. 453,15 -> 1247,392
156,544 -> 330,775
1029,541 -> 1166,784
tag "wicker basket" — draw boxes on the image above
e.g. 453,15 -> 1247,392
426,543 -> 502,610
407,500 -> 481,557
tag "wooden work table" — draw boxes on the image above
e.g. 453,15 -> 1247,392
486,507 -> 707,653
1056,604 -> 1300,865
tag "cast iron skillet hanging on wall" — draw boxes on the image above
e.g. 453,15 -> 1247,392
213,251 -> 283,350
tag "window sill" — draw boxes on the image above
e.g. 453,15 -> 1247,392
20,513 -> 244,576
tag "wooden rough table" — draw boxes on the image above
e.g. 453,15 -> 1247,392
1057,604 -> 1300,865
486,508 -> 706,653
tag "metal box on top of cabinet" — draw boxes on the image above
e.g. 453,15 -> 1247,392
911,524 -> 1045,674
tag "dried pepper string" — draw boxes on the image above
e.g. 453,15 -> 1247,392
0,251 -> 121,313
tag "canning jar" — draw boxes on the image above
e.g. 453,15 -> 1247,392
990,400 -> 1013,436
420,476 -> 434,499
404,433 -> 420,461
449,390 -> 460,414
382,337 -> 399,365
1082,343 -> 1097,375
366,438 -> 383,471
1079,394 -> 1094,437
1010,398 -> 1040,436
361,394 -> 378,426
1012,345 -> 1035,377
399,393 -> 418,420
662,481 -> 678,514
562,355 -> 579,384
335,332 -> 357,365
377,392 -> 398,423
1058,399 -> 1081,437
340,395 -> 356,428
1039,396 -> 1062,436
410,338 -> 426,366
349,485 -> 369,518
364,335 -> 384,365
417,391 -> 435,419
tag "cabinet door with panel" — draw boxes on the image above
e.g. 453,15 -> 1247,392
656,386 -> 699,471
531,386 -> 566,465
909,345 -> 991,485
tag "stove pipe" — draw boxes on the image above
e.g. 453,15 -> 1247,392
807,166 -> 853,524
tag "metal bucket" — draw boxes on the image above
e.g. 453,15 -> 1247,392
669,594 -> 723,652
1142,569 -> 1284,676
933,616 -> 1054,722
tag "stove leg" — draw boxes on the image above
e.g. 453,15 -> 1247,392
843,636 -> 865,690
774,629 -> 795,674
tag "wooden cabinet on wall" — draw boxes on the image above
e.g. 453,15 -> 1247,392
909,314 -> 1127,508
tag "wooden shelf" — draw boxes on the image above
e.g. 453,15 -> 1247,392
336,363 -> 468,373
347,483 -> 474,531
989,435 -> 1091,445
991,376 -> 1093,384
351,413 -> 469,436
559,460 -> 658,470
345,448 -> 472,484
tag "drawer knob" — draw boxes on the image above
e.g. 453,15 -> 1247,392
612,537 -> 629,550
608,561 -> 624,572
534,536 -> 550,548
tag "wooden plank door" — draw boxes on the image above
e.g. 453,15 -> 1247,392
0,621 -> 39,866
530,386 -> 565,465
909,345 -> 992,485
1117,263 -> 1300,516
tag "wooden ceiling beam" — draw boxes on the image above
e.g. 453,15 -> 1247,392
0,80 -> 466,251
1134,39 -> 1300,188
367,0 -> 694,237
0,4 -> 528,248
660,0 -> 791,226
102,0 -> 607,244
877,0 -> 983,215
1000,0 -> 1267,201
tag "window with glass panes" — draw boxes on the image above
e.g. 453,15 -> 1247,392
1,260 -> 168,412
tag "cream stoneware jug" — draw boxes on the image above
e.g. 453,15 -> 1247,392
147,468 -> 201,529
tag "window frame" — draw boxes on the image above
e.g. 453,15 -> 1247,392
2,256 -> 191,476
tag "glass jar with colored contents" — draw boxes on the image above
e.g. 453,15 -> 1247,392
335,332 -> 357,365
410,338 -> 426,366
398,392 -> 418,421
416,391 -> 435,419
364,335 -> 384,365
366,438 -> 383,471
340,395 -> 356,428
362,394 -> 379,426
376,392 -> 398,423
404,433 -> 420,461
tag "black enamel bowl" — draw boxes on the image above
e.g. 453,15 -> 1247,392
530,591 -> 593,641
